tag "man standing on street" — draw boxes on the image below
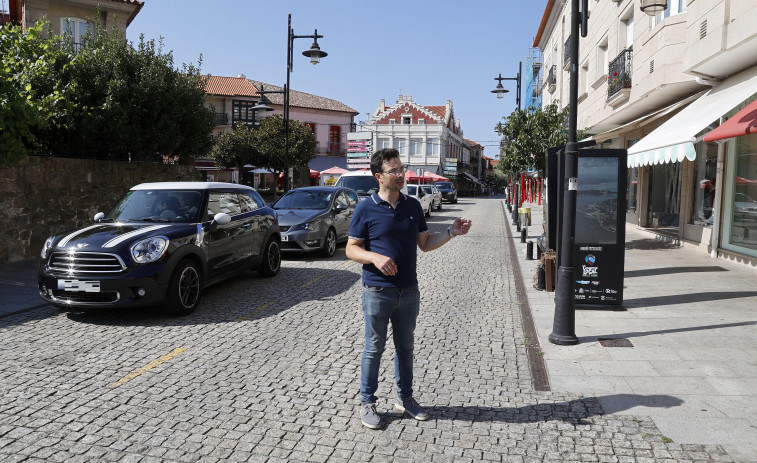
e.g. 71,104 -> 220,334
346,148 -> 472,429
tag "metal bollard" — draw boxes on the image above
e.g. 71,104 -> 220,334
536,264 -> 545,290
527,240 -> 534,260
511,208 -> 518,225
536,243 -> 542,260
520,227 -> 527,243
516,219 -> 521,232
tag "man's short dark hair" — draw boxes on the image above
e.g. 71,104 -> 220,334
370,148 -> 400,176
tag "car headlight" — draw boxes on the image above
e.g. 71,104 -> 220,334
40,237 -> 54,259
131,236 -> 168,263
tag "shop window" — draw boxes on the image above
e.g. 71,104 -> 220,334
724,133 -> 757,254
627,167 -> 638,213
690,141 -> 718,227
647,162 -> 682,228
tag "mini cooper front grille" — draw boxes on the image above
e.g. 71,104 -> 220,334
48,251 -> 126,274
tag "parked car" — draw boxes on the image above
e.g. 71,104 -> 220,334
734,193 -> 757,213
335,169 -> 408,201
421,185 -> 443,210
434,181 -> 458,203
38,182 -> 281,316
272,187 -> 358,257
406,185 -> 433,217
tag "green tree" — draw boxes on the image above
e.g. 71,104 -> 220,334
0,22 -> 74,167
253,114 -> 316,187
210,123 -> 260,176
494,102 -> 585,176
46,23 -> 216,162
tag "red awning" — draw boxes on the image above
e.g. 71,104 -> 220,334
704,99 -> 757,142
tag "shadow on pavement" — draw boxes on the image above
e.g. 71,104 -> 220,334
625,238 -> 680,250
579,321 -> 756,343
383,394 -> 684,425
625,265 -> 728,278
62,266 -> 360,327
624,291 -> 757,308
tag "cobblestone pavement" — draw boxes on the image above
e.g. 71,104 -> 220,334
0,198 -> 734,462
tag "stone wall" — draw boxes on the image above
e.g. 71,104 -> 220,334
0,157 -> 195,264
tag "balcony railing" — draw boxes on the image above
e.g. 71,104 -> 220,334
215,112 -> 229,126
547,65 -> 556,92
608,47 -> 633,99
563,36 -> 572,69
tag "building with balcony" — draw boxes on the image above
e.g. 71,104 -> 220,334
356,95 -> 468,178
3,0 -> 142,35
525,47 -> 544,109
534,0 -> 757,265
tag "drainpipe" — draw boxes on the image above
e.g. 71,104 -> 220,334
710,123 -> 726,258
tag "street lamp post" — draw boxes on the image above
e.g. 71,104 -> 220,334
283,13 -> 327,192
491,62 -> 522,110
549,0 -> 588,346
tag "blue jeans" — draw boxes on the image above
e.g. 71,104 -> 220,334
360,285 -> 420,404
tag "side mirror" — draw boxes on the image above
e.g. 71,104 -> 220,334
212,212 -> 231,225
334,203 -> 348,213
94,212 -> 105,222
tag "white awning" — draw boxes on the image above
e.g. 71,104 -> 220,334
627,66 -> 757,168
592,91 -> 705,143
462,172 -> 484,185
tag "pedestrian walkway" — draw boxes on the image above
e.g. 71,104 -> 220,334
509,199 -> 757,462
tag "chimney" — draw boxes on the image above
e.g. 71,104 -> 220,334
237,73 -> 246,79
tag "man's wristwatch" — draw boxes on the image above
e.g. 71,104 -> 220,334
447,226 -> 455,238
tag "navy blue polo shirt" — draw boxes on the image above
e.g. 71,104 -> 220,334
349,192 -> 428,288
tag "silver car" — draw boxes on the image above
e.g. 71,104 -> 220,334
421,185 -> 443,210
272,187 -> 358,257
406,185 -> 433,217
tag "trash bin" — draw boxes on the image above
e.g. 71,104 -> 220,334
518,207 -> 531,227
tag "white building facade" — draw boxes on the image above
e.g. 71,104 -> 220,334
535,0 -> 757,265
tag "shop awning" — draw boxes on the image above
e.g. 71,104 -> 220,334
461,172 -> 484,186
627,66 -> 757,168
591,92 -> 704,143
704,98 -> 757,142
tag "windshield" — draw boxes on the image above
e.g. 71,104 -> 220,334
105,190 -> 204,223
435,182 -> 453,189
407,185 -> 418,196
336,176 -> 379,196
273,190 -> 333,210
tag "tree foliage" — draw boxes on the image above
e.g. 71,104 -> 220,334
0,22 -> 74,167
1,18 -> 215,167
253,115 -> 316,174
494,102 -> 585,176
210,123 -> 259,172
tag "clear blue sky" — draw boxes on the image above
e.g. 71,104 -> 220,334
126,0 -> 547,155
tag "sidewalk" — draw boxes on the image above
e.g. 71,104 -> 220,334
0,258 -> 45,317
509,200 -> 757,463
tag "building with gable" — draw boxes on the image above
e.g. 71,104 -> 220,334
359,95 -> 466,178
2,0 -> 143,35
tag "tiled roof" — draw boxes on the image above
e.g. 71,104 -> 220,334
204,76 -> 260,98
424,106 -> 446,119
115,0 -> 145,27
250,80 -> 358,115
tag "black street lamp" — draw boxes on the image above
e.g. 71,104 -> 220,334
549,0 -> 588,346
282,13 -> 327,192
491,62 -> 522,110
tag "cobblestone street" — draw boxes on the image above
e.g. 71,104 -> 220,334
0,197 -> 734,462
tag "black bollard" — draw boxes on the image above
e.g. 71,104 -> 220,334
511,208 -> 518,225
520,227 -> 527,243
536,264 -> 545,290
527,240 -> 534,260
536,243 -> 542,260
516,219 -> 521,233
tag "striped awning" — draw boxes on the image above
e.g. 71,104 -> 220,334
627,66 -> 757,168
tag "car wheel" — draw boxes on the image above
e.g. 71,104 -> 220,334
165,259 -> 202,316
437,200 -> 442,210
425,203 -> 431,217
320,228 -> 337,258
258,236 -> 281,277
453,195 -> 458,204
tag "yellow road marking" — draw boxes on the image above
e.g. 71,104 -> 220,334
109,347 -> 188,387
301,275 -> 324,288
235,301 -> 275,322
341,261 -> 353,268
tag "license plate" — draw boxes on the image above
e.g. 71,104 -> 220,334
281,235 -> 289,242
58,280 -> 101,292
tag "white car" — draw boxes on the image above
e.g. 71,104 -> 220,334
335,170 -> 408,201
406,185 -> 433,217
421,185 -> 443,210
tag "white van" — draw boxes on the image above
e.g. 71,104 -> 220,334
335,170 -> 408,201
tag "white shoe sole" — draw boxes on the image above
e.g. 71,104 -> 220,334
360,418 -> 381,429
394,403 -> 429,421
